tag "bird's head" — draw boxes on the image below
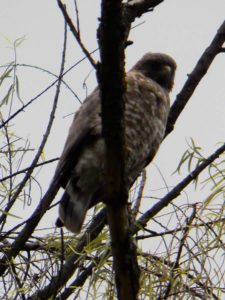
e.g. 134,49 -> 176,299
131,52 -> 177,91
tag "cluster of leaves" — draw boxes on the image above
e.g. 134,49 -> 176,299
1,125 -> 225,299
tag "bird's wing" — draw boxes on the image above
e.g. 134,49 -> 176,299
54,88 -> 102,188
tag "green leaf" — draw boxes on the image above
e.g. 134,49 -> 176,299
0,209 -> 22,219
15,75 -> 24,104
0,65 -> 13,87
0,84 -> 14,107
14,35 -> 26,48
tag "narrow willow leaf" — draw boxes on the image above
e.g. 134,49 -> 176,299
0,85 -> 14,107
0,209 -> 22,219
14,35 -> 26,48
0,66 -> 13,87
16,75 -> 24,104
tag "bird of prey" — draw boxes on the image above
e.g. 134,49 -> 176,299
55,52 -> 176,233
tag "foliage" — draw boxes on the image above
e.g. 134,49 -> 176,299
0,1 -> 225,299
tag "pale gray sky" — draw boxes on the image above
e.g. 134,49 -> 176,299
1,0 -> 225,232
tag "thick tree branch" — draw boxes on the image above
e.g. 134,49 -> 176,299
166,20 -> 225,135
98,0 -> 139,299
125,0 -> 164,20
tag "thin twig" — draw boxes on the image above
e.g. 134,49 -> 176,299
0,49 -> 98,129
136,216 -> 225,239
131,171 -> 147,221
166,20 -> 225,135
57,0 -> 96,69
0,158 -> 59,183
160,205 -> 197,299
11,63 -> 81,102
73,0 -> 80,38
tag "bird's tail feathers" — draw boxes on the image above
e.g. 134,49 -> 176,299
57,187 -> 92,233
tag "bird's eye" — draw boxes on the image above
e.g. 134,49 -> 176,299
150,62 -> 158,69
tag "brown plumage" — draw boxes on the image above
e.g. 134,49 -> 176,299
55,52 -> 176,233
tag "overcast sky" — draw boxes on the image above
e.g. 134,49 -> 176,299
1,0 -> 225,231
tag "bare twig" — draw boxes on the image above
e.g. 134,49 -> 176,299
136,216 -> 225,239
10,262 -> 26,300
0,122 -> 14,230
10,63 -> 81,102
57,0 -> 96,69
73,0 -> 80,38
1,2 -> 224,299
131,171 -> 147,221
0,158 -> 59,183
160,205 -> 197,299
0,111 -> 58,227
166,20 -> 225,135
0,201 -> 60,244
0,79 -> 58,130
0,49 -> 98,130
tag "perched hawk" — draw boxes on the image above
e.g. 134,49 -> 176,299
55,53 -> 176,233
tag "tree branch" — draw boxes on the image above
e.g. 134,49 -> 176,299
160,205 -> 196,299
98,0 -> 140,299
134,140 -> 225,232
0,158 -> 59,183
125,0 -> 164,20
166,20 -> 225,135
57,0 -> 96,69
